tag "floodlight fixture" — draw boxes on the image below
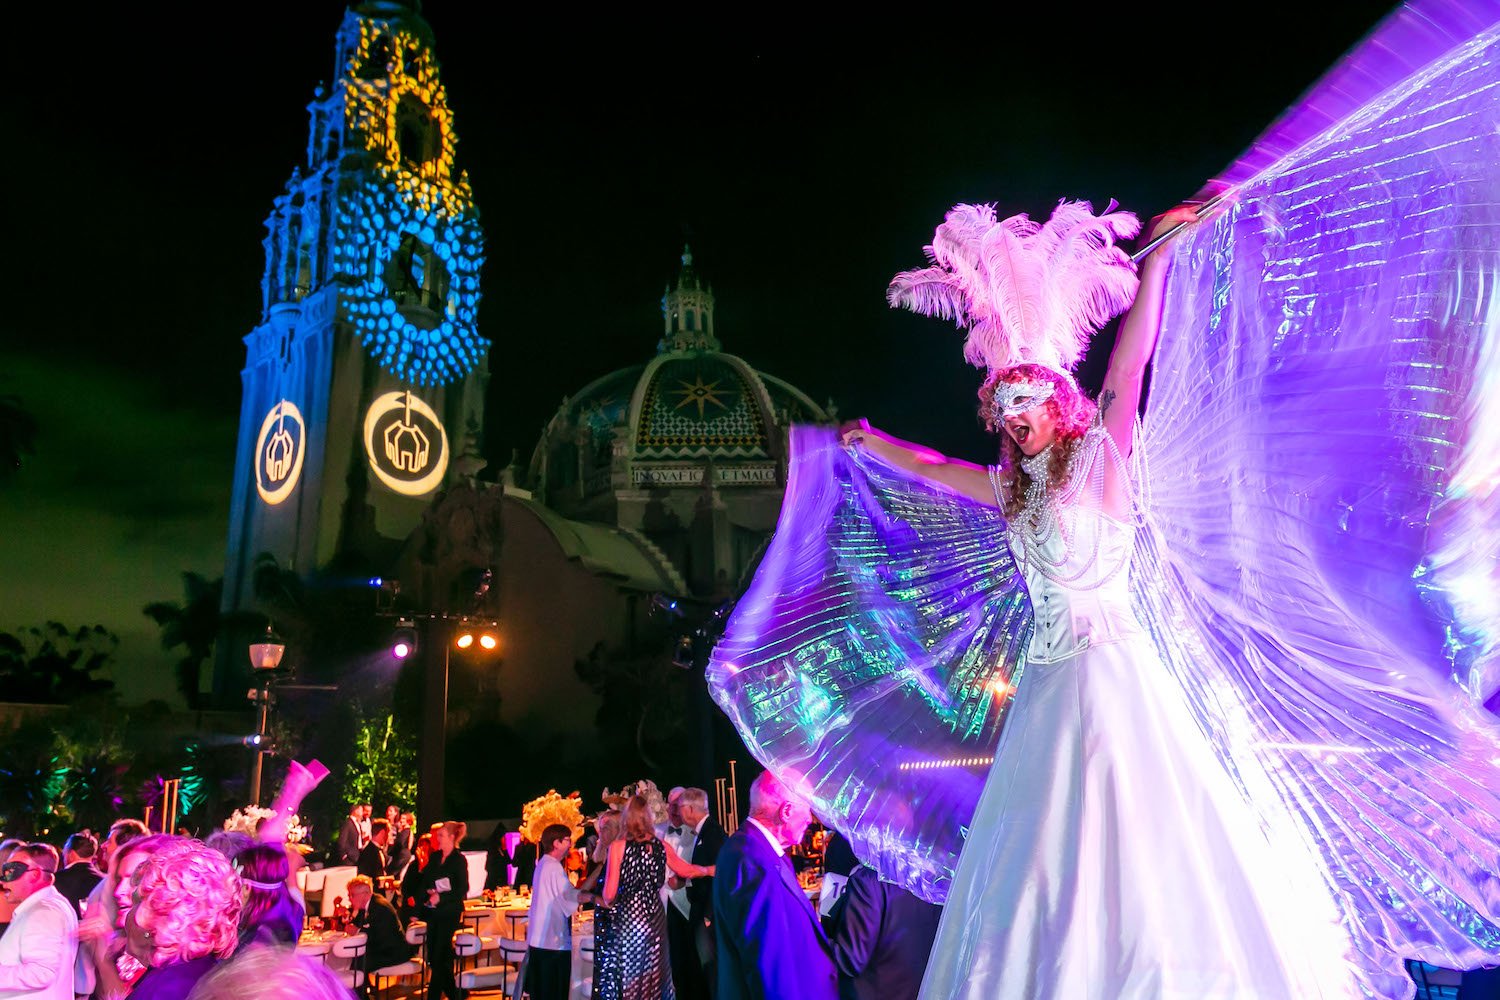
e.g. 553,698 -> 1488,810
478,633 -> 498,650
392,618 -> 418,659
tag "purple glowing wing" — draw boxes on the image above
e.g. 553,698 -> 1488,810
1137,6 -> 1500,989
706,426 -> 1029,904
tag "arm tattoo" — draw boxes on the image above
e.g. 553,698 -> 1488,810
1098,389 -> 1117,418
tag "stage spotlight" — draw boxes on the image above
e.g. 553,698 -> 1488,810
455,632 -> 475,649
391,618 -> 417,659
243,733 -> 263,748
650,593 -> 685,618
479,633 -> 498,650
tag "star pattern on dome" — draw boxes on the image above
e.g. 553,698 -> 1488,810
671,376 -> 729,419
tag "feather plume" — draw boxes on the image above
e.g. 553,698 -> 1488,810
888,199 -> 1141,373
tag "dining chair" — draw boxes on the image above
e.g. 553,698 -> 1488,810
328,933 -> 368,994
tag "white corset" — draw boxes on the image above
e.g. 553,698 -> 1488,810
1009,502 -> 1145,664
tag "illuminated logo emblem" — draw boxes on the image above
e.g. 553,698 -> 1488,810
254,400 -> 307,505
363,390 -> 449,496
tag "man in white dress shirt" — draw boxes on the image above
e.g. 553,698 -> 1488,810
525,824 -> 593,1000
0,843 -> 78,1000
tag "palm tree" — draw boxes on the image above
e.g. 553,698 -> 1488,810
0,393 -> 37,482
144,573 -> 261,710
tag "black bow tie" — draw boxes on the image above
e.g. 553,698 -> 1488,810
668,826 -> 683,836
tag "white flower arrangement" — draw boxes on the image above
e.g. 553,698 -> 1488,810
601,779 -> 668,825
223,805 -> 309,844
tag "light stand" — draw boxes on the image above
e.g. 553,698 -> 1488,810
247,625 -> 287,806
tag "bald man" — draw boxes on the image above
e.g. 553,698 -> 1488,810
713,771 -> 835,1000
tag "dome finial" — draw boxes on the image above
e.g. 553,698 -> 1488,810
660,246 -> 718,353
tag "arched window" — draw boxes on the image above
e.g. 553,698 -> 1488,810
357,36 -> 392,80
396,93 -> 439,169
386,235 -> 449,327
685,310 -> 696,332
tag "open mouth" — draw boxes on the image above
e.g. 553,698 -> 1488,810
1013,425 -> 1031,445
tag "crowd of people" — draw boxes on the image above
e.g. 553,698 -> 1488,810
513,776 -> 933,1000
0,811 -> 429,1000
0,777 -> 952,1000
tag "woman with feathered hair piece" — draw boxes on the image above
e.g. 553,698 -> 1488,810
837,198 -> 1366,998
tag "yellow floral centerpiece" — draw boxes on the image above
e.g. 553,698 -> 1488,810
519,789 -> 585,844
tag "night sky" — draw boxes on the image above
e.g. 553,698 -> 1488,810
2,1 -> 1395,703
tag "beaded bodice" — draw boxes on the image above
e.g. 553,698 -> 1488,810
990,426 -> 1146,663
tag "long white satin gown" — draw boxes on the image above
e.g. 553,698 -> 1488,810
918,426 -> 1361,1000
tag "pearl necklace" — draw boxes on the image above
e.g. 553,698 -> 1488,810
1017,446 -> 1056,529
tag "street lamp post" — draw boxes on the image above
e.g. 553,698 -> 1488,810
247,626 -> 286,806
415,616 -> 499,825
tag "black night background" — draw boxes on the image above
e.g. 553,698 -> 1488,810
0,2 -> 1395,826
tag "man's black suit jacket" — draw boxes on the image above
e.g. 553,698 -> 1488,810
713,824 -> 836,1000
338,815 -> 362,866
357,842 -> 389,883
686,817 -> 725,927
53,861 -> 102,915
353,893 -> 414,971
830,865 -> 942,1000
389,827 -> 413,875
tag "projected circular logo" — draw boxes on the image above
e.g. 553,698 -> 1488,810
363,390 -> 449,496
254,400 -> 307,506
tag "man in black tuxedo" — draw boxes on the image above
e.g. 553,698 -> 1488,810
348,875 -> 415,972
338,803 -> 366,866
829,863 -> 942,1000
714,770 -> 836,1000
53,831 -> 102,915
357,818 -> 393,882
667,787 -> 725,1000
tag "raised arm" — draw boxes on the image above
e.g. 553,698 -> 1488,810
841,423 -> 997,508
602,838 -> 625,906
664,841 -> 714,880
1098,205 -> 1199,456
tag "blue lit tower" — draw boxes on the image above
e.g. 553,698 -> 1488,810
221,1 -> 487,692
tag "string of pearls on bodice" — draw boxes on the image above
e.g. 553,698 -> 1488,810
988,426 -> 1141,592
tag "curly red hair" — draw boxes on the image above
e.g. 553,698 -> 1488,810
978,364 -> 1097,519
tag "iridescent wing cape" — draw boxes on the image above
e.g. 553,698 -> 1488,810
707,2 -> 1500,994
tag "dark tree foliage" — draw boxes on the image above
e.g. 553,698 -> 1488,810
0,719 -> 65,837
0,623 -> 116,703
144,573 -> 264,710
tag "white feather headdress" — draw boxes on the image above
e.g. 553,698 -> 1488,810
887,199 -> 1141,373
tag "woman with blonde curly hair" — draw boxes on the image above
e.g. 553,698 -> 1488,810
123,839 -> 244,999
77,833 -> 175,999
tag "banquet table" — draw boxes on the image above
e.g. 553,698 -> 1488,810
296,928 -> 342,957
